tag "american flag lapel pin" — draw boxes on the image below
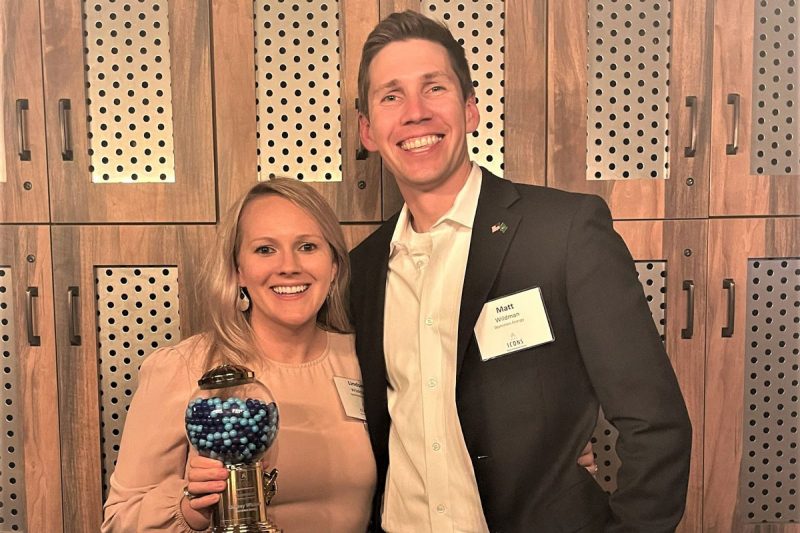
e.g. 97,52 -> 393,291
491,222 -> 508,234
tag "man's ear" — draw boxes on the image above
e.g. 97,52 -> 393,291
358,113 -> 378,152
465,95 -> 480,134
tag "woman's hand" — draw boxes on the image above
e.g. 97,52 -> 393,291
180,456 -> 229,530
577,441 -> 599,476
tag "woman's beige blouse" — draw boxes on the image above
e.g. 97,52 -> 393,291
101,332 -> 376,532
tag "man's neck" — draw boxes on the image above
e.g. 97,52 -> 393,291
400,163 -> 473,233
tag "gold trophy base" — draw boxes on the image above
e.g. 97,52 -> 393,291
212,463 -> 281,533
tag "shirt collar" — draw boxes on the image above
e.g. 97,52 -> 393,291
389,163 -> 483,255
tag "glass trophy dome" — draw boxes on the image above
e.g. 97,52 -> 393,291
185,364 -> 279,465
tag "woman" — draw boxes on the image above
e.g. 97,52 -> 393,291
102,179 -> 376,532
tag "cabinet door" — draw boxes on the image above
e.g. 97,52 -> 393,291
0,226 -> 63,532
52,224 -> 214,532
39,0 -> 215,223
549,0 -> 712,219
705,217 -> 800,531
587,220 -> 706,533
379,0 -> 547,218
0,1 -> 49,222
214,0 -> 382,222
710,0 -> 800,216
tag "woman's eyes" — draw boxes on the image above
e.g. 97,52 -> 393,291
255,243 -> 318,254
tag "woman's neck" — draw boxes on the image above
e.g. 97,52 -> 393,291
251,322 -> 328,365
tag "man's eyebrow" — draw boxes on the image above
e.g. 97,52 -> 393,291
373,79 -> 400,93
372,71 -> 452,94
421,71 -> 450,82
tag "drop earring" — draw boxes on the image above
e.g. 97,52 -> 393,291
238,287 -> 251,312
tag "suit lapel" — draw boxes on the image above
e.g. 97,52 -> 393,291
355,216 -> 396,449
456,170 -> 521,375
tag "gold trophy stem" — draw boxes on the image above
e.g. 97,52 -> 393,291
211,463 -> 281,533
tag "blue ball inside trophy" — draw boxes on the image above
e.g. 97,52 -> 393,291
185,365 -> 281,532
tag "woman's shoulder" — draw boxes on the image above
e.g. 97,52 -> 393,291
140,333 -> 210,375
326,330 -> 355,354
325,331 -> 360,376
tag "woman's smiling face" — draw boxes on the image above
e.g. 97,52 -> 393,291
236,194 -> 337,336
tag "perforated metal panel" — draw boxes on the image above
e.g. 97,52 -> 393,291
0,268 -> 27,532
750,0 -> 800,176
587,0 -> 672,180
592,260 -> 667,491
254,0 -> 342,182
423,0 -> 505,178
96,267 -> 181,496
741,258 -> 800,523
83,0 -> 177,183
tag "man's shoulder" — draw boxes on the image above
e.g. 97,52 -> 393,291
480,171 -> 607,219
350,215 -> 397,263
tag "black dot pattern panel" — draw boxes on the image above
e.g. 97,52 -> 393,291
750,0 -> 799,176
587,0 -> 672,180
82,0 -> 176,183
592,260 -> 667,492
255,0 -> 342,182
741,258 -> 800,523
95,267 -> 181,497
0,268 -> 27,532
423,0 -> 505,177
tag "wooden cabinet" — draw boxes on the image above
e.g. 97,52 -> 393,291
710,2 -> 800,216
214,0 -> 383,222
52,224 -> 214,532
0,0 -> 50,223
0,226 -> 63,532
549,0 -> 713,219
38,0 -> 215,223
704,217 -> 800,532
1,0 -> 215,224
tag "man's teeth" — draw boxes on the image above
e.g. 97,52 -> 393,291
400,135 -> 441,151
272,285 -> 309,295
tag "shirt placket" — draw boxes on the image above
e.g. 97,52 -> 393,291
416,231 -> 452,532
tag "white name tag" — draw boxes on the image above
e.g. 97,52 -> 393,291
333,376 -> 366,421
474,286 -> 555,361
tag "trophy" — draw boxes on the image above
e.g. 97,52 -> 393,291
185,365 -> 281,532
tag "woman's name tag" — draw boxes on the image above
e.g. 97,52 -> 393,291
474,286 -> 555,361
333,376 -> 366,421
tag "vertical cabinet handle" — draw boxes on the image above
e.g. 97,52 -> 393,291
722,278 -> 735,338
684,96 -> 697,158
25,287 -> 41,346
16,99 -> 31,161
59,99 -> 74,161
67,286 -> 82,346
725,94 -> 740,155
681,280 -> 695,339
354,98 -> 368,161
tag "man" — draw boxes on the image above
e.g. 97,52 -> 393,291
349,10 -> 691,533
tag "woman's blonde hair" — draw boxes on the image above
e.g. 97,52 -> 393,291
200,178 -> 351,368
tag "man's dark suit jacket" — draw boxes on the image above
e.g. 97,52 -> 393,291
349,168 -> 692,533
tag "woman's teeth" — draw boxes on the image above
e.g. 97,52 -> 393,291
272,285 -> 309,295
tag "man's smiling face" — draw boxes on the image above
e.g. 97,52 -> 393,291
359,39 -> 479,196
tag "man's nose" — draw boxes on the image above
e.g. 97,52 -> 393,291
401,93 -> 432,124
